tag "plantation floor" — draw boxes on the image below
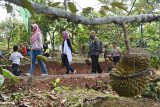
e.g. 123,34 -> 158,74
1,61 -> 160,107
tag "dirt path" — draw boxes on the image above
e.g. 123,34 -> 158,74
3,61 -> 107,75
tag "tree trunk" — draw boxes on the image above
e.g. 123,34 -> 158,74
140,23 -> 145,48
121,23 -> 130,52
7,38 -> 10,50
52,32 -> 55,50
63,0 -> 67,11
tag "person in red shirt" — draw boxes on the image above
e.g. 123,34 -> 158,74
19,43 -> 27,56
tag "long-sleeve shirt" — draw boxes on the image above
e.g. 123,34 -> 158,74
62,39 -> 73,53
31,33 -> 43,50
89,39 -> 102,55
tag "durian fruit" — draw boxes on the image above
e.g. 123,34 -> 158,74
110,69 -> 151,97
0,66 -> 14,77
117,48 -> 150,75
36,55 -> 48,62
110,48 -> 153,97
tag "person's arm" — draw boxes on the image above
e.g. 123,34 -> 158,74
99,41 -> 103,54
9,55 -> 12,61
96,41 -> 102,56
67,39 -> 73,52
18,53 -> 28,61
23,57 -> 30,61
38,33 -> 43,49
111,49 -> 114,57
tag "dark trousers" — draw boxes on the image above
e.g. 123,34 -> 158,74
113,56 -> 120,65
62,54 -> 74,74
12,64 -> 20,76
107,63 -> 113,73
91,55 -> 102,74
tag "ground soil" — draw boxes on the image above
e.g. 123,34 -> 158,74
3,61 -> 107,75
1,61 -> 160,107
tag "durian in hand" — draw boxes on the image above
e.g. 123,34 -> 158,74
36,55 -> 48,62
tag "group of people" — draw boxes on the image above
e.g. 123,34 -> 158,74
9,24 -> 76,76
88,31 -> 121,74
9,24 -> 48,76
9,23 -> 121,76
103,42 -> 121,72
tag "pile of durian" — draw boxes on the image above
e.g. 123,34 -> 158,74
110,48 -> 154,97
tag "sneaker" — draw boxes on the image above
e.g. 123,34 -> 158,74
41,74 -> 48,76
25,73 -> 31,76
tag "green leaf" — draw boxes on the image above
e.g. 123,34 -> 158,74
21,0 -> 34,16
2,69 -> 14,77
48,2 -> 61,7
5,3 -> 13,13
99,9 -> 106,16
111,2 -> 127,11
67,2 -> 78,13
55,78 -> 60,84
111,1 -> 124,6
101,5 -> 109,10
82,7 -> 94,13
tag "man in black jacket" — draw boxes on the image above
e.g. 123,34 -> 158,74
89,33 -> 103,74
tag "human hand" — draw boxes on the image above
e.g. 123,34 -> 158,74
96,52 -> 99,56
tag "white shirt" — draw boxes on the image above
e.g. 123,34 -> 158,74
9,52 -> 24,65
63,40 -> 72,63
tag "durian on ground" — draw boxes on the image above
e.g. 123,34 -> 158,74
110,48 -> 155,97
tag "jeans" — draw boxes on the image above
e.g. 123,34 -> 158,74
29,50 -> 47,75
91,55 -> 102,74
62,54 -> 74,74
12,64 -> 20,76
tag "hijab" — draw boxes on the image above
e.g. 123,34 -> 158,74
31,24 -> 41,43
62,31 -> 69,40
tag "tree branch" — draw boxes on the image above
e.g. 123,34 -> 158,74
4,0 -> 160,25
128,0 -> 136,15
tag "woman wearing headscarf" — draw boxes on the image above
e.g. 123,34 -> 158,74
61,30 -> 76,74
26,24 -> 48,76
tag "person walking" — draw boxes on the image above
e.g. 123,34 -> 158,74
111,41 -> 121,66
104,44 -> 113,73
89,32 -> 103,74
61,30 -> 76,74
26,24 -> 48,76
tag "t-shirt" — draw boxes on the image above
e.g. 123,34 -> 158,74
112,47 -> 121,57
9,52 -> 24,65
21,47 -> 27,55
